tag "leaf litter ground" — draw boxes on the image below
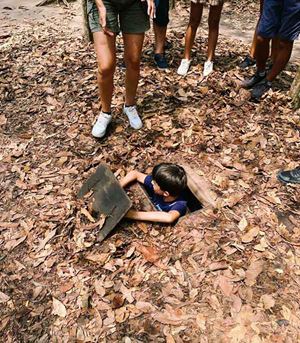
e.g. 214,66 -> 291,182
0,2 -> 300,342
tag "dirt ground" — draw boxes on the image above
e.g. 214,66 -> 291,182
1,1 -> 300,342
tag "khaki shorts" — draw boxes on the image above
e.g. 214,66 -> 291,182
191,0 -> 224,5
87,0 -> 150,34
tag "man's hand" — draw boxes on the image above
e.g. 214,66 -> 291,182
96,0 -> 113,36
141,0 -> 156,19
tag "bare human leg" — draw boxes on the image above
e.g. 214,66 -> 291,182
255,35 -> 270,72
123,33 -> 144,106
251,0 -> 265,58
266,39 -> 293,81
93,31 -> 116,113
183,2 -> 203,61
270,37 -> 280,63
153,23 -> 167,54
206,3 -> 223,61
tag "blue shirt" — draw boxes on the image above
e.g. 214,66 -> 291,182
144,175 -> 187,217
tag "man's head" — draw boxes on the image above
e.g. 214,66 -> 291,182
152,163 -> 187,197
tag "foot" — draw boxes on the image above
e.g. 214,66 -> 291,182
123,105 -> 143,130
241,70 -> 266,89
91,112 -> 112,138
203,60 -> 214,77
277,168 -> 300,184
251,78 -> 272,101
177,59 -> 191,76
154,53 -> 169,69
240,55 -> 256,69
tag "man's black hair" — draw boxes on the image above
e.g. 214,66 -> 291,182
152,163 -> 187,196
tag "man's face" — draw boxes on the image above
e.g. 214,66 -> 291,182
151,180 -> 167,196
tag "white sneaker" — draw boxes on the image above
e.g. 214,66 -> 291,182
177,59 -> 191,76
123,105 -> 143,130
203,60 -> 214,77
91,112 -> 112,138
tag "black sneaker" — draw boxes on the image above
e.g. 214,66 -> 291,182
240,55 -> 256,69
241,70 -> 266,89
251,78 -> 272,101
154,53 -> 169,69
277,168 -> 300,184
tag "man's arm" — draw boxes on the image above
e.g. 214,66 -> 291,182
119,170 -> 147,188
125,209 -> 180,224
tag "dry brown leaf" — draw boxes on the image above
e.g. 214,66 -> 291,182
81,208 -> 95,223
135,244 -> 160,263
166,334 -> 176,343
115,306 -> 128,323
218,275 -> 233,297
245,259 -> 264,286
254,237 -> 268,252
0,317 -> 10,332
52,297 -> 67,317
115,125 -> 123,133
195,313 -> 206,331
83,214 -> 106,230
208,261 -> 228,272
228,324 -> 247,343
260,294 -> 275,310
231,294 -> 242,313
4,235 -> 27,251
199,86 -> 209,95
94,280 -> 106,297
153,308 -> 190,326
0,114 -> 7,126
241,226 -> 259,243
112,294 -> 124,309
85,252 -> 110,265
125,246 -> 135,258
137,222 -> 148,233
120,284 -> 135,304
59,281 -> 74,293
238,217 -> 248,231
0,291 -> 10,303
135,301 -> 155,313
36,228 -> 57,252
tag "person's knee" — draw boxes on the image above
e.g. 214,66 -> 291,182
278,39 -> 293,50
98,63 -> 115,78
125,56 -> 140,70
256,35 -> 269,45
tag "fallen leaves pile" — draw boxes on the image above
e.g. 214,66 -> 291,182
1,4 -> 300,342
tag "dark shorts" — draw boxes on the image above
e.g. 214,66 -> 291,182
87,0 -> 150,34
257,0 -> 300,41
154,0 -> 169,27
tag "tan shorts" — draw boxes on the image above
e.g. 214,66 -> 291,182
191,0 -> 224,5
